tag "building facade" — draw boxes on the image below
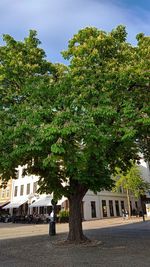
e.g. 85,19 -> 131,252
0,178 -> 12,210
3,166 -> 136,220
83,189 -> 137,220
4,166 -> 40,216
3,160 -> 150,220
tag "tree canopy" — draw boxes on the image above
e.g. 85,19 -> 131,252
115,164 -> 150,199
0,26 -> 149,242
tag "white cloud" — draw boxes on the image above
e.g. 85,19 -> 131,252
0,0 -> 149,62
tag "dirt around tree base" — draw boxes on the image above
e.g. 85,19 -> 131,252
51,239 -> 103,247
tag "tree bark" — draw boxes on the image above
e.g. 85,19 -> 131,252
67,180 -> 88,243
126,188 -> 131,218
140,195 -> 145,222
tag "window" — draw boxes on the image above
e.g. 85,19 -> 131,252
26,183 -> 30,195
33,182 -> 38,193
91,201 -> 96,218
1,189 -> 5,198
14,186 -> 18,197
121,201 -> 125,211
20,185 -> 24,196
102,200 -> 107,217
6,189 -> 10,198
109,200 -> 114,216
135,201 -> 138,209
115,200 -> 120,216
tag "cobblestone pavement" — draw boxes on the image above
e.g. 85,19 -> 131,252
0,217 -> 150,267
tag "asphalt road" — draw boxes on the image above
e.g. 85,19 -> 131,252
0,217 -> 150,267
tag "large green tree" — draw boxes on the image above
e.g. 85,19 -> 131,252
0,26 -> 149,242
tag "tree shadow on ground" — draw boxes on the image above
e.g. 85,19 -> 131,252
1,220 -> 150,267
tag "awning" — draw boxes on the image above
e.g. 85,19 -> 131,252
2,198 -> 28,209
30,196 -> 52,208
29,196 -> 67,207
0,201 -> 10,208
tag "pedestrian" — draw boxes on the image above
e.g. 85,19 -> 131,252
125,209 -> 129,219
50,210 -> 54,222
122,209 -> 126,219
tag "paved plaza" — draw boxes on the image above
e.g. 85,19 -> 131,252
0,217 -> 150,267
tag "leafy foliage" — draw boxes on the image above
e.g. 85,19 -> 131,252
114,164 -> 150,199
0,26 -> 149,194
59,210 -> 69,218
0,26 -> 149,241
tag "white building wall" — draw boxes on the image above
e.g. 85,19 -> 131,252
83,190 -> 136,221
83,160 -> 150,220
83,192 -> 100,220
138,160 -> 150,199
12,166 -> 39,202
8,166 -> 41,215
139,160 -> 150,183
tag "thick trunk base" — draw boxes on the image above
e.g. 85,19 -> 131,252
67,233 -> 90,244
67,184 -> 88,243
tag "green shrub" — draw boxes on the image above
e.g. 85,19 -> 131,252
59,210 -> 69,218
58,210 -> 69,223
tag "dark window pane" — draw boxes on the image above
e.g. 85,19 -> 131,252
102,200 -> 107,217
26,183 -> 30,195
20,185 -> 24,196
109,200 -> 114,216
115,200 -> 120,216
33,182 -> 38,193
91,201 -> 96,218
14,186 -> 18,197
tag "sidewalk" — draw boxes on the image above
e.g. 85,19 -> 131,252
0,216 -> 146,240
0,217 -> 150,267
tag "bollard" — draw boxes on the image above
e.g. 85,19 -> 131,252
49,221 -> 56,236
49,199 -> 57,236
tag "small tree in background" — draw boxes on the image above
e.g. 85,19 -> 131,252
114,164 -> 150,217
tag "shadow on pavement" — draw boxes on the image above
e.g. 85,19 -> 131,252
1,219 -> 150,267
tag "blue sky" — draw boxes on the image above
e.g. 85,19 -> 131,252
0,0 -> 150,63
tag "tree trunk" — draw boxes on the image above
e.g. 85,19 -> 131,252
140,195 -> 145,222
126,188 -> 131,218
67,181 -> 88,243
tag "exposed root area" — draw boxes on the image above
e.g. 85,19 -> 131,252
51,239 -> 102,247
